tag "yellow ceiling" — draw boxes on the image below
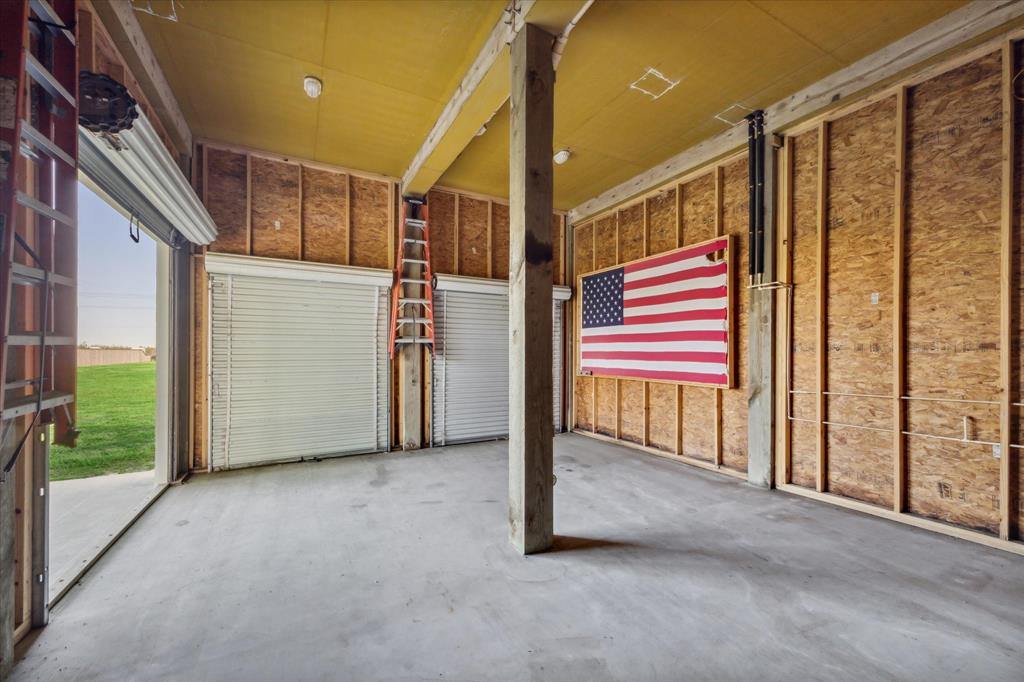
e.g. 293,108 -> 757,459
137,0 -> 966,209
440,0 -> 965,208
137,0 -> 507,174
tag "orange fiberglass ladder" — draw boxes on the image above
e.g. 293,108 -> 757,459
0,0 -> 79,477
388,197 -> 435,357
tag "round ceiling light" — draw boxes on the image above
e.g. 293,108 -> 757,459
303,76 -> 323,99
553,149 -> 572,165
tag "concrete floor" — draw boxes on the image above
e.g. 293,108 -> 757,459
49,470 -> 161,601
12,434 -> 1024,682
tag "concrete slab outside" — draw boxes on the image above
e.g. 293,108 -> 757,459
49,470 -> 162,602
13,434 -> 1024,681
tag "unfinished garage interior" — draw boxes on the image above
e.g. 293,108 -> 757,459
1,0 -> 1024,679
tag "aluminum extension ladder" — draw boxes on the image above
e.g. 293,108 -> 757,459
388,197 -> 436,357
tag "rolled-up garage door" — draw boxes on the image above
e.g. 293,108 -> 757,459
431,276 -> 569,446
206,254 -> 390,469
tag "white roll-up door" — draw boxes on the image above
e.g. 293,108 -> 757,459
431,277 -> 568,446
207,255 -> 390,469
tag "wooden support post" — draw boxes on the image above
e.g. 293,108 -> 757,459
776,138 -> 794,487
453,197 -> 460,275
675,182 -> 684,456
487,200 -> 494,278
749,127 -> 777,488
1000,42 -> 1015,540
30,427 -> 47,628
0,465 -> 14,676
508,22 -> 555,555
245,154 -> 252,256
815,121 -> 829,493
298,166 -> 305,261
345,174 -> 352,265
893,88 -> 908,513
714,166 -> 724,467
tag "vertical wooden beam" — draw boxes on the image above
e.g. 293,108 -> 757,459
453,197 -> 460,275
298,165 -> 305,261
815,121 -> 829,493
642,199 -> 650,447
893,88 -> 908,513
714,166 -> 724,467
592,222 -> 597,433
77,8 -> 96,72
1000,42 -> 1015,540
675,183 -> 684,455
245,154 -> 252,256
508,22 -> 555,555
30,427 -> 47,628
344,174 -> 351,266
776,138 -> 794,487
487,200 -> 494,278
387,181 -> 396,270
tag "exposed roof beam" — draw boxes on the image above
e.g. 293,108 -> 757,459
401,0 -> 590,197
89,0 -> 192,155
569,0 -> 1024,223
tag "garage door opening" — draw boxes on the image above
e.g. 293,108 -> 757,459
47,183 -> 162,601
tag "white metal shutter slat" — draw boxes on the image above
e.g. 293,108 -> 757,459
209,273 -> 388,469
431,289 -> 564,446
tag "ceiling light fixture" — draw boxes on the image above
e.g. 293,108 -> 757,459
553,149 -> 572,165
303,76 -> 323,99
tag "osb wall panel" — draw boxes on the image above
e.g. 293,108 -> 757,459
594,215 -> 617,270
789,130 -> 820,489
574,223 -> 595,430
595,377 -> 617,437
301,167 -> 347,265
647,383 -> 676,452
427,190 -> 456,275
349,176 -> 391,270
617,203 -> 645,263
680,173 -> 718,463
904,52 -> 1002,533
825,97 -> 896,508
492,203 -> 510,280
646,189 -> 677,255
251,157 -> 301,260
205,148 -> 248,255
618,380 -> 645,444
720,158 -> 749,473
458,196 -> 489,278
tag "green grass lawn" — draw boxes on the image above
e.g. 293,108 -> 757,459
51,362 -> 156,481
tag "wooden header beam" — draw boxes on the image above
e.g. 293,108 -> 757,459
568,0 -> 1024,224
89,0 -> 192,155
401,0 -> 589,198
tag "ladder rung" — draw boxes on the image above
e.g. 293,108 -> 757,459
15,191 -> 74,227
396,318 -> 431,325
25,52 -> 75,106
1,390 -> 73,420
403,238 -> 428,245
6,332 -> 74,346
4,379 -> 38,390
402,259 -> 428,265
399,278 -> 429,284
405,219 -> 426,227
30,0 -> 76,45
11,262 -> 74,288
405,198 -> 425,206
20,120 -> 74,167
399,298 -> 431,305
395,338 -> 433,345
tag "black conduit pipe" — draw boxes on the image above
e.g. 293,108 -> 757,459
754,110 -> 766,280
746,113 -> 757,283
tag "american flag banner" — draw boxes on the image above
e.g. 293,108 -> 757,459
579,236 -> 732,387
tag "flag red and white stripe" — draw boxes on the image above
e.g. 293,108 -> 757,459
580,237 -> 731,386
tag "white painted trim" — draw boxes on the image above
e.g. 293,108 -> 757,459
79,111 -> 218,245
568,0 -> 1024,223
154,242 -> 171,485
434,273 -> 571,300
204,253 -> 392,287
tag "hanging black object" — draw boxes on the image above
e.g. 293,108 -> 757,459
745,110 -> 766,283
79,71 -> 139,134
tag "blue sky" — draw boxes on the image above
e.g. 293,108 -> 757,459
78,182 -> 156,347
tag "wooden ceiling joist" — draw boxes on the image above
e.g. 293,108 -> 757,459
401,0 -> 589,197
567,0 -> 1024,224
